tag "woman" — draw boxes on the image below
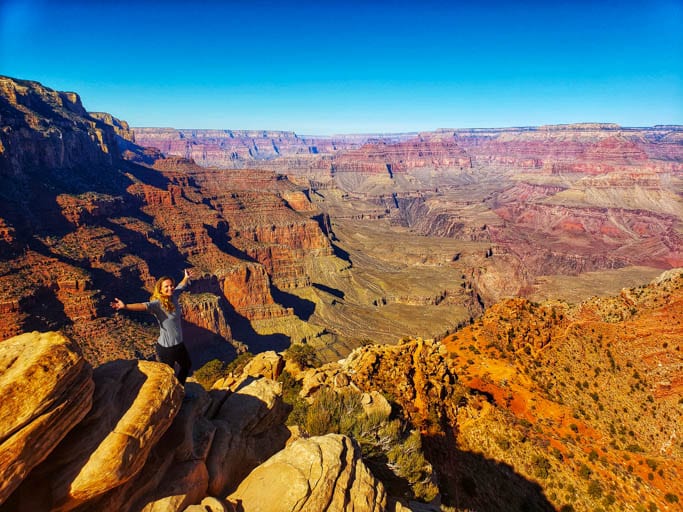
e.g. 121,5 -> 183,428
111,269 -> 193,384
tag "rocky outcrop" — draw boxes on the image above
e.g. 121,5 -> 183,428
181,292 -> 235,347
0,332 -> 94,505
0,331 -> 292,512
89,112 -> 135,143
0,76 -> 122,175
227,434 -> 388,512
9,359 -> 183,511
301,337 -> 463,430
207,378 -> 291,496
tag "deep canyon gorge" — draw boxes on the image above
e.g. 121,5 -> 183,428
1,76 -> 681,512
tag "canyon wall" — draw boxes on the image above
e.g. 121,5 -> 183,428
2,73 -> 682,365
135,124 -> 682,307
0,76 -> 338,364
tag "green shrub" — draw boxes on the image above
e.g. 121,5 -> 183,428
533,456 -> 551,479
277,370 -> 309,426
285,343 -> 321,368
587,480 -> 602,498
298,388 -> 437,502
193,359 -> 227,390
495,436 -> 511,450
578,463 -> 591,479
665,493 -> 679,503
225,351 -> 255,375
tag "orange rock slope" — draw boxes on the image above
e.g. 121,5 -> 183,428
442,269 -> 683,511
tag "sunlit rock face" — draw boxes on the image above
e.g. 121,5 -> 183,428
227,434 -> 388,512
0,331 -> 94,505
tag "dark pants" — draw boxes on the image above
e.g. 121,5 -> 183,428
156,343 -> 192,384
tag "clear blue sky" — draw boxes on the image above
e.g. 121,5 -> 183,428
1,0 -> 681,134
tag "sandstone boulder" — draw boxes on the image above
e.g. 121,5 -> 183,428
241,350 -> 284,381
299,361 -> 358,399
207,378 -> 291,496
361,391 -> 392,419
9,359 -> 183,511
0,331 -> 94,505
227,434 -> 387,512
86,383 -> 214,512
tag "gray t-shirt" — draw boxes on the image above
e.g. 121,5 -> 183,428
144,282 -> 186,348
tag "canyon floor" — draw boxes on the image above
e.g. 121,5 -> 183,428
288,192 -> 667,361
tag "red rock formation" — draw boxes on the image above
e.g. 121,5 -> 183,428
0,76 -> 337,363
333,135 -> 471,176
132,128 -> 362,168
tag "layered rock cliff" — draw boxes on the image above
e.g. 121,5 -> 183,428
0,75 -> 340,363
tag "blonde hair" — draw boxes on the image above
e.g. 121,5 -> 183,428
150,276 -> 175,313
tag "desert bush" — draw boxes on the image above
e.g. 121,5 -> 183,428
533,455 -> 551,479
193,359 -> 227,390
664,493 -> 679,503
285,343 -> 320,368
578,463 -> 591,479
299,388 -> 438,502
278,370 -> 308,426
587,479 -> 602,498
495,436 -> 511,450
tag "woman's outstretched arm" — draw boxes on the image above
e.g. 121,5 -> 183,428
177,268 -> 193,289
111,298 -> 147,312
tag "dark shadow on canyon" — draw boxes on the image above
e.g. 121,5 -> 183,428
21,285 -> 72,333
271,287 -> 316,321
183,323 -> 238,371
423,432 -> 556,512
228,314 -> 291,355
205,223 -> 255,262
312,282 -> 345,300
331,242 -> 351,264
